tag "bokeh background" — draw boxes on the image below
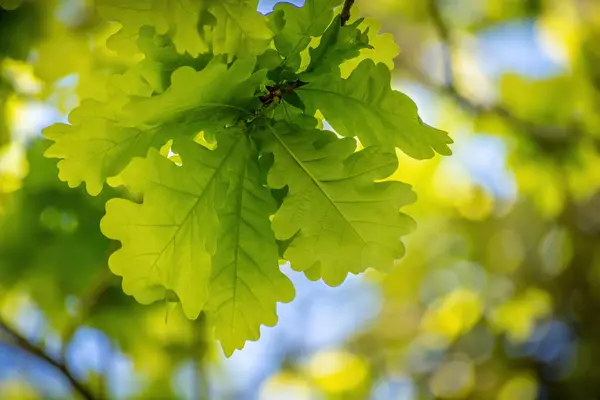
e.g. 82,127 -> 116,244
1,0 -> 599,398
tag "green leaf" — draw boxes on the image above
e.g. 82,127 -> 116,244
206,135 -> 294,356
270,0 -> 344,71
262,118 -> 416,286
209,0 -> 273,60
301,15 -> 371,79
339,17 -> 400,77
153,0 -> 209,57
102,131 -> 294,353
96,0 -> 208,56
119,26 -> 212,95
37,0 -> 453,357
43,57 -> 265,195
100,133 -> 246,319
43,98 -> 163,196
297,59 -> 453,159
120,57 -> 265,128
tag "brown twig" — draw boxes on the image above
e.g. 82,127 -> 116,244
340,0 -> 356,26
259,81 -> 307,106
0,318 -> 96,400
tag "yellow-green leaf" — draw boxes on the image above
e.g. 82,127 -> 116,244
262,118 -> 416,286
297,59 -> 453,159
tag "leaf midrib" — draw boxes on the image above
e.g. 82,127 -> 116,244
266,122 -> 366,245
278,0 -> 338,67
145,135 -> 244,277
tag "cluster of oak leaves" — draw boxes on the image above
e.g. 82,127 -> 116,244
42,0 -> 453,356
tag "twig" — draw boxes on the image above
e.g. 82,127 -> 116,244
0,318 -> 96,400
341,0 -> 356,26
259,81 -> 307,106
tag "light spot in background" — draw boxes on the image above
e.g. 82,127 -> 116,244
474,20 -> 566,79
455,325 -> 495,363
1,60 -> 42,95
172,362 -> 205,400
420,269 -> 462,304
39,207 -> 79,234
527,320 -> 573,365
439,0 -> 486,27
420,289 -> 483,340
404,338 -> 446,374
66,327 -> 112,378
106,353 -> 140,400
258,0 -> 303,14
259,371 -> 315,400
498,374 -> 538,400
55,0 -> 88,27
538,227 -> 573,278
54,73 -> 79,89
65,327 -> 141,399
486,229 -> 525,275
12,298 -> 46,344
535,2 -> 580,64
429,356 -> 475,398
0,143 -> 28,193
490,288 -> 552,343
452,134 -> 517,201
64,295 -> 81,317
0,378 -> 40,399
421,38 -> 497,105
43,332 -> 62,361
9,101 -> 63,143
306,349 -> 369,394
371,376 -> 416,400
483,275 -> 515,306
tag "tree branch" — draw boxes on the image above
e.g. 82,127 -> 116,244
341,0 -> 356,26
401,62 -> 574,142
427,0 -> 455,88
423,0 -> 578,144
0,318 -> 96,400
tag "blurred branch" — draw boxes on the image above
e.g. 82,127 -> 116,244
423,0 -> 576,143
341,0 -> 356,26
0,318 -> 96,400
401,62 -> 575,142
427,0 -> 456,88
60,272 -> 114,362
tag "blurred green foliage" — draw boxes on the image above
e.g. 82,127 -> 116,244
2,0 -> 600,399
